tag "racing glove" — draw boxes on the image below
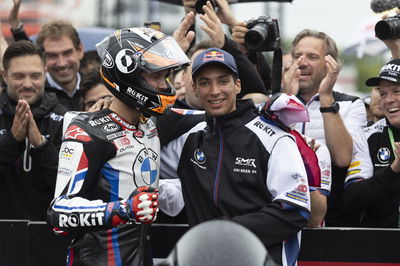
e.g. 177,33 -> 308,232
105,186 -> 159,227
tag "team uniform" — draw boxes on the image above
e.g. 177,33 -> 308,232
161,99 -> 311,266
0,91 -> 66,220
344,118 -> 400,228
48,109 -> 160,265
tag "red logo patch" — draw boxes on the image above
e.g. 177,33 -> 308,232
64,125 -> 92,142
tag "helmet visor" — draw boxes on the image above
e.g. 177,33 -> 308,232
139,36 -> 190,73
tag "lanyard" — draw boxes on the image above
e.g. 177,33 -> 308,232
388,127 -> 397,158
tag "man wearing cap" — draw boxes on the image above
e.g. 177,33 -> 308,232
343,58 -> 400,228
161,48 -> 310,265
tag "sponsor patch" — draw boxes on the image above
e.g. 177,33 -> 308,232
102,51 -> 114,68
64,125 -> 92,142
349,161 -> 360,169
347,169 -> 361,176
102,123 -> 119,133
377,147 -> 390,163
285,192 -> 308,203
59,213 -> 104,227
253,121 -> 276,137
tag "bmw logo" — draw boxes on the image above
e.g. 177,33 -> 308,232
377,147 -> 390,163
194,149 -> 206,164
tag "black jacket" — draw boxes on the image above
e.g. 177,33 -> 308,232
161,100 -> 310,264
344,118 -> 400,228
0,91 -> 67,220
45,80 -> 83,111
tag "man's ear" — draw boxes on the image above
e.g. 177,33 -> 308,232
235,79 -> 241,95
193,82 -> 199,97
1,69 -> 7,83
78,44 -> 84,60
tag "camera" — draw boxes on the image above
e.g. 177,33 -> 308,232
195,0 -> 218,14
375,15 -> 400,40
244,16 -> 280,51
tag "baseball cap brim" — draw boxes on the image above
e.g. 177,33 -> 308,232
366,76 -> 400,86
192,61 -> 238,78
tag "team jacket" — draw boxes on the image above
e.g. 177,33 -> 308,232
293,91 -> 367,144
161,100 -> 310,266
47,109 -> 159,266
0,91 -> 66,220
344,118 -> 400,228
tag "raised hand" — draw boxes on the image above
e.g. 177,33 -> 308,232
282,55 -> 302,95
173,11 -> 196,52
199,1 -> 225,48
215,0 -> 237,29
318,55 -> 340,97
11,99 -> 29,142
9,0 -> 23,29
27,108 -> 45,147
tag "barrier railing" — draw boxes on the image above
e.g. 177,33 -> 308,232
1,220 -> 400,266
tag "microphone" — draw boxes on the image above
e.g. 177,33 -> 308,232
370,0 -> 400,13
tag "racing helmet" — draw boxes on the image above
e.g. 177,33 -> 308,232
96,27 -> 190,117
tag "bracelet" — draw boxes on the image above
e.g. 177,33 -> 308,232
32,135 -> 48,149
10,22 -> 24,34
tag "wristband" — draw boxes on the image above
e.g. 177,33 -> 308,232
11,22 -> 24,34
32,135 -> 48,149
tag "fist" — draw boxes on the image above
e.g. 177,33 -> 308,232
126,186 -> 159,224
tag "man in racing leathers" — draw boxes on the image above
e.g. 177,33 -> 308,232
344,59 -> 400,228
161,48 -> 311,266
47,27 -> 190,265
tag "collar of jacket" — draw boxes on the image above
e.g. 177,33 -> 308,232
205,99 -> 257,133
0,91 -> 59,119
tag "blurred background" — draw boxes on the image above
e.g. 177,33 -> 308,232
0,0 -> 390,97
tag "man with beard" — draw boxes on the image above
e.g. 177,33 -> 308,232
0,40 -> 67,220
282,29 -> 367,226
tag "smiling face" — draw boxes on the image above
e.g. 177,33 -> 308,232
292,36 -> 327,97
378,79 -> 400,127
193,63 -> 241,117
3,54 -> 46,104
43,35 -> 83,91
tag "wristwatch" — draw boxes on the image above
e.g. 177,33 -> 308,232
320,102 -> 340,113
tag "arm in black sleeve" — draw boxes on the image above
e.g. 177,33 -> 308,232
222,35 -> 267,97
231,202 -> 308,248
344,166 -> 400,212
0,132 -> 24,164
11,27 -> 30,42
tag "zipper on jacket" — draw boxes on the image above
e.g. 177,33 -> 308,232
213,123 -> 224,205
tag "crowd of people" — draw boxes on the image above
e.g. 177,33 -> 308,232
1,0 -> 400,265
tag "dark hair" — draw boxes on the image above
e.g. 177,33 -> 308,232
79,68 -> 103,99
187,40 -> 214,59
36,20 -> 81,50
80,50 -> 101,70
3,40 -> 45,71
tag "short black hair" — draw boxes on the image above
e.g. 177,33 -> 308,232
79,68 -> 103,99
3,40 -> 45,72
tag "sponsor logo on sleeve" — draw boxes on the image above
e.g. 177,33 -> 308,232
59,213 -> 104,227
64,125 -> 92,142
102,123 -> 119,133
190,149 -> 206,170
377,147 -> 390,163
253,121 -> 276,137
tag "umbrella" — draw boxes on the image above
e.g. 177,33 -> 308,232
158,0 -> 292,4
